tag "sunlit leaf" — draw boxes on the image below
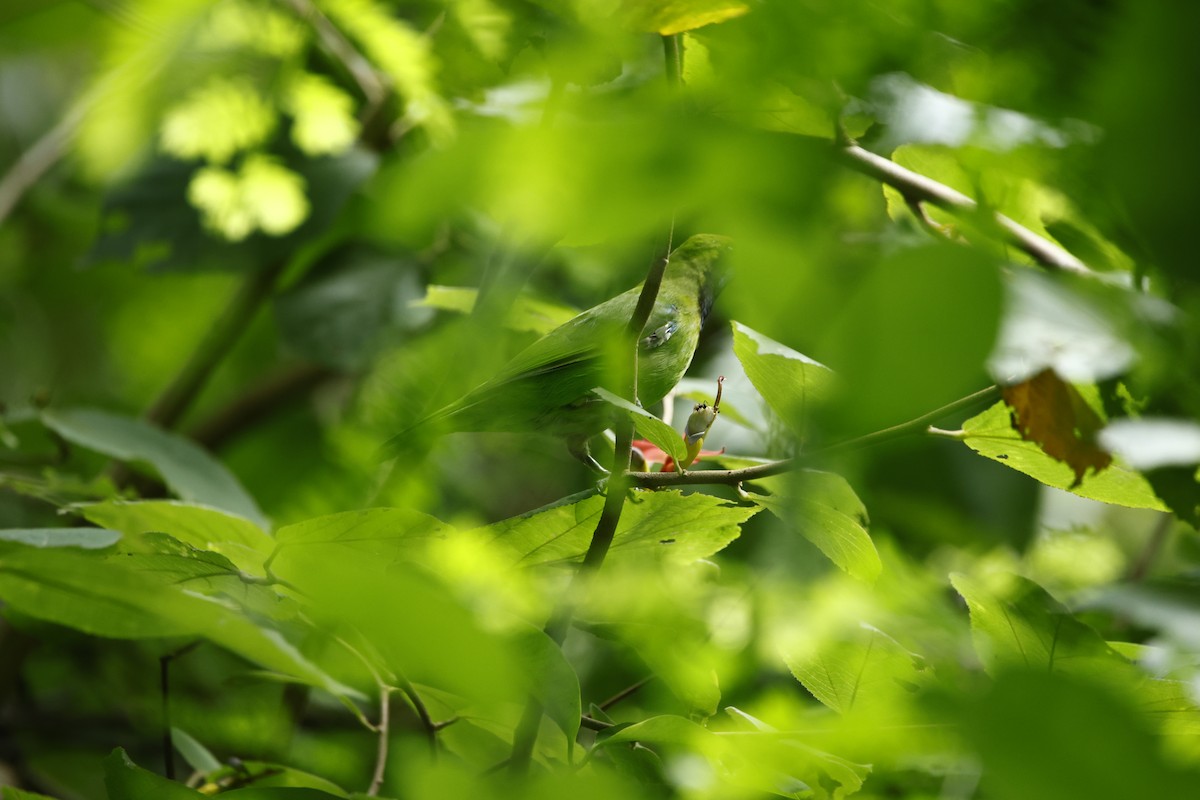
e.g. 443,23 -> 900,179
961,400 -> 1165,509
593,388 -> 688,466
950,572 -> 1127,678
160,75 -> 275,164
476,489 -> 758,567
416,285 -> 580,335
784,622 -> 928,714
79,499 -> 272,572
285,72 -> 360,156
42,408 -> 267,527
0,527 -> 120,549
619,0 -> 751,35
752,469 -> 879,583
512,626 -> 581,756
731,321 -> 834,434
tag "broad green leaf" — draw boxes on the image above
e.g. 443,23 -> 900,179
477,489 -> 758,567
0,527 -> 120,549
512,626 -> 581,756
105,748 -> 204,799
731,321 -> 834,433
784,622 -> 928,715
753,470 -> 879,583
80,499 -> 272,572
961,400 -> 1166,510
619,0 -> 750,35
219,789 -> 345,799
598,714 -> 710,749
221,761 -> 349,796
417,285 -> 579,334
42,408 -> 266,527
269,546 -> 521,709
593,388 -> 688,466
950,572 -> 1128,678
271,508 -> 452,573
0,546 -> 358,698
964,671 -> 1196,800
2,789 -> 60,800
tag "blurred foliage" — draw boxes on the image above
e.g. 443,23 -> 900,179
2,0 -> 1200,798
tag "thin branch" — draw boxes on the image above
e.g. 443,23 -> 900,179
580,715 -> 615,731
0,108 -> 84,226
396,675 -> 438,758
630,385 -> 1001,488
187,363 -> 335,451
146,259 -> 291,431
1128,513 -> 1173,583
837,143 -> 1095,278
367,685 -> 392,796
599,676 -> 652,711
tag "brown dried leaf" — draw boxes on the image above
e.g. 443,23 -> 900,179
1002,369 -> 1113,488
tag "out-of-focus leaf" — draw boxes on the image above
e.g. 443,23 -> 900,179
270,508 -> 453,571
104,748 -> 204,799
275,247 -> 421,369
753,470 -> 879,583
42,408 -> 266,527
79,499 -> 273,572
964,671 -> 1198,800
1,789 -> 59,800
1002,369 -> 1112,488
988,270 -> 1136,385
950,572 -> 1128,679
171,727 -> 222,774
512,626 -> 581,756
476,489 -> 758,567
0,545 -> 358,698
87,149 -> 377,272
416,285 -> 580,335
731,321 -> 834,434
1099,418 -> 1200,470
218,788 -> 345,799
593,388 -> 687,466
619,0 -> 749,35
269,544 -> 521,709
961,400 -> 1165,509
217,761 -> 350,796
0,527 -> 120,549
819,244 -> 1002,432
784,622 -> 928,714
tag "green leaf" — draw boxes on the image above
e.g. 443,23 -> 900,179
0,527 -> 120,549
105,748 -> 204,799
731,321 -> 834,434
950,572 -> 1128,678
79,499 -> 273,572
219,789 -> 346,799
477,489 -> 758,567
271,507 -> 453,569
964,671 -> 1197,800
171,727 -> 222,774
42,408 -> 266,527
416,285 -> 580,335
2,789 -> 61,800
783,622 -> 928,714
961,400 -> 1166,510
597,714 -> 710,749
512,626 -> 581,756
754,470 -> 879,583
0,546 -> 359,699
619,0 -> 750,35
593,388 -> 687,466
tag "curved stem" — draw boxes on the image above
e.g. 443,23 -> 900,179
837,144 -> 1094,277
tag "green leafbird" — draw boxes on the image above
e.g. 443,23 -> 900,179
381,234 -> 732,470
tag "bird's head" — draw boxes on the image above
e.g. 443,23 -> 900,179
670,233 -> 733,321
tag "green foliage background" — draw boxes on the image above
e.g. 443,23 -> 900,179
3,1 -> 1200,798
